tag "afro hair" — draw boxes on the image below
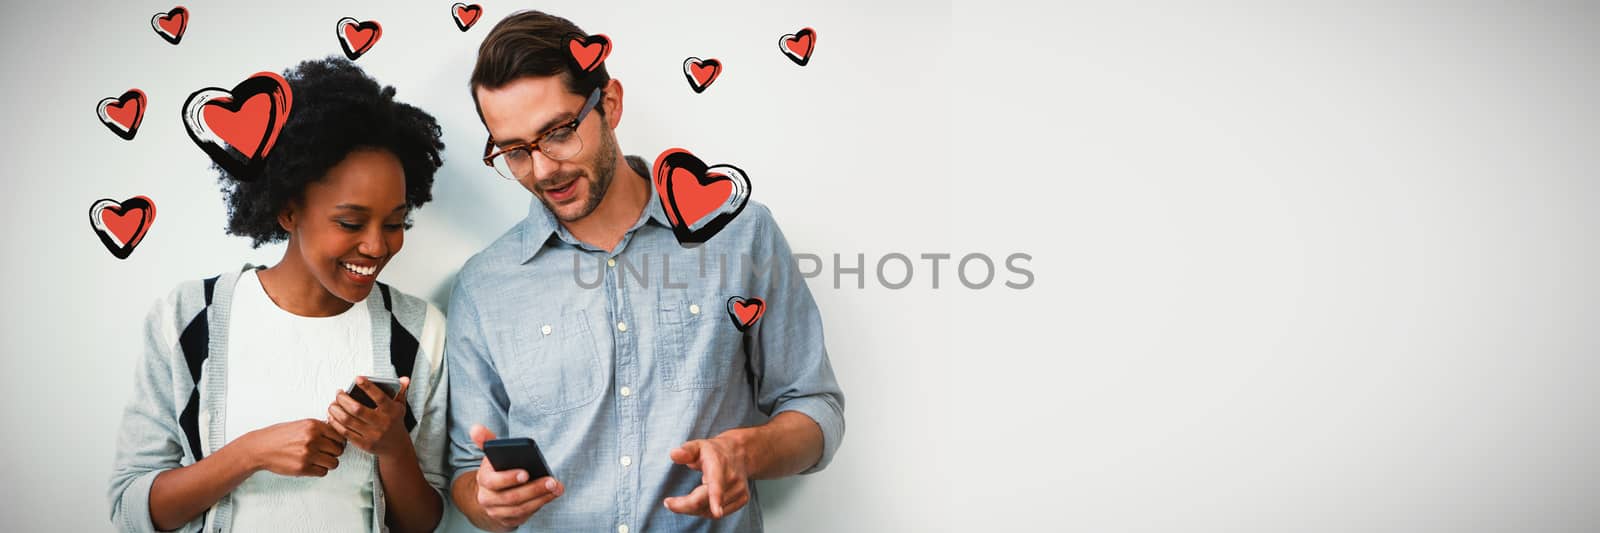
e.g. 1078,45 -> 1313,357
218,56 -> 444,247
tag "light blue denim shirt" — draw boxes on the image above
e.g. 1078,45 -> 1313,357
446,159 -> 845,532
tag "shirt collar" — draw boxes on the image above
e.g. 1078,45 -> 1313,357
518,155 -> 671,263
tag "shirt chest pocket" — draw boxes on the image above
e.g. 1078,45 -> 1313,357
501,310 -> 604,414
657,299 -> 738,391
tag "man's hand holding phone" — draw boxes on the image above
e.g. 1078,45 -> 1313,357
467,424 -> 564,532
327,376 -> 412,458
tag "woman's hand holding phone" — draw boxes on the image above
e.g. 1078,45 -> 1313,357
327,376 -> 413,458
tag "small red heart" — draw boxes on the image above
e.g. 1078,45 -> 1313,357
453,3 -> 482,31
691,63 -> 717,85
726,296 -> 766,332
97,89 -> 146,140
105,100 -> 140,129
683,57 -> 722,93
151,6 -> 188,45
102,209 -> 146,247
157,14 -> 183,36
785,36 -> 811,57
567,34 -> 612,72
780,27 -> 817,66
337,17 -> 382,60
89,196 -> 157,259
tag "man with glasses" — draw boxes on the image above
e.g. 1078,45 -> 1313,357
446,10 -> 846,533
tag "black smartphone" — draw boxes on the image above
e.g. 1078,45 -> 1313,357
345,376 -> 402,409
483,437 -> 554,482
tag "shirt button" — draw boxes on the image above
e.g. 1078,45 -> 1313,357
618,526 -> 629,533
620,455 -> 632,467
607,258 -> 617,268
620,386 -> 632,397
617,321 -> 628,332
541,324 -> 552,336
689,304 -> 700,315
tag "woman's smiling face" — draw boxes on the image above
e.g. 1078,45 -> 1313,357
281,147 -> 410,304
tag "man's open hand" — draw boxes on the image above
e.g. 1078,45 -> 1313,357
664,435 -> 751,519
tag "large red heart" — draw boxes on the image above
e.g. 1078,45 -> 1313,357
203,94 -> 274,155
337,17 -> 382,60
97,89 -> 146,141
182,72 -> 293,180
452,3 -> 482,31
567,34 -> 611,72
151,6 -> 188,45
652,148 -> 751,245
89,196 -> 157,260
669,167 -> 730,224
780,27 -> 817,66
682,57 -> 722,94
726,296 -> 766,332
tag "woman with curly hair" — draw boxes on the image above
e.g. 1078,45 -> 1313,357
109,57 -> 448,533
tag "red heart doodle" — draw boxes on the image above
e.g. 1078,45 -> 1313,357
726,296 -> 766,332
182,71 -> 293,181
780,27 -> 817,66
89,196 -> 157,260
652,148 -> 751,245
336,17 -> 382,60
682,57 -> 722,94
452,3 -> 482,32
151,6 -> 188,45
567,34 -> 611,72
97,89 -> 146,141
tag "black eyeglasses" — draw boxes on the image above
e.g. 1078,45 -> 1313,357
482,87 -> 603,180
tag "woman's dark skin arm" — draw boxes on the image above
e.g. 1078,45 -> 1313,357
328,377 -> 443,533
373,436 -> 445,533
148,419 -> 346,530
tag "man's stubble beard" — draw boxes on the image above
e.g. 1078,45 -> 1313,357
550,122 -> 619,223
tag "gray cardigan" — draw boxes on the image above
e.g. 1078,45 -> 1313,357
108,267 -> 449,533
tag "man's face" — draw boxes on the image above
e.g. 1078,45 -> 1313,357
477,76 -> 617,223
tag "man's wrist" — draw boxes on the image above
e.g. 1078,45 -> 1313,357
454,471 -> 500,531
714,427 -> 761,474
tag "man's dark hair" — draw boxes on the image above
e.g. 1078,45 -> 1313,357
217,56 -> 445,248
470,9 -> 611,116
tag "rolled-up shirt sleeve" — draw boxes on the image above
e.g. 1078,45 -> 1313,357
445,273 -> 512,483
745,206 -> 846,474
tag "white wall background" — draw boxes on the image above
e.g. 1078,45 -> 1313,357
3,1 -> 1598,531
